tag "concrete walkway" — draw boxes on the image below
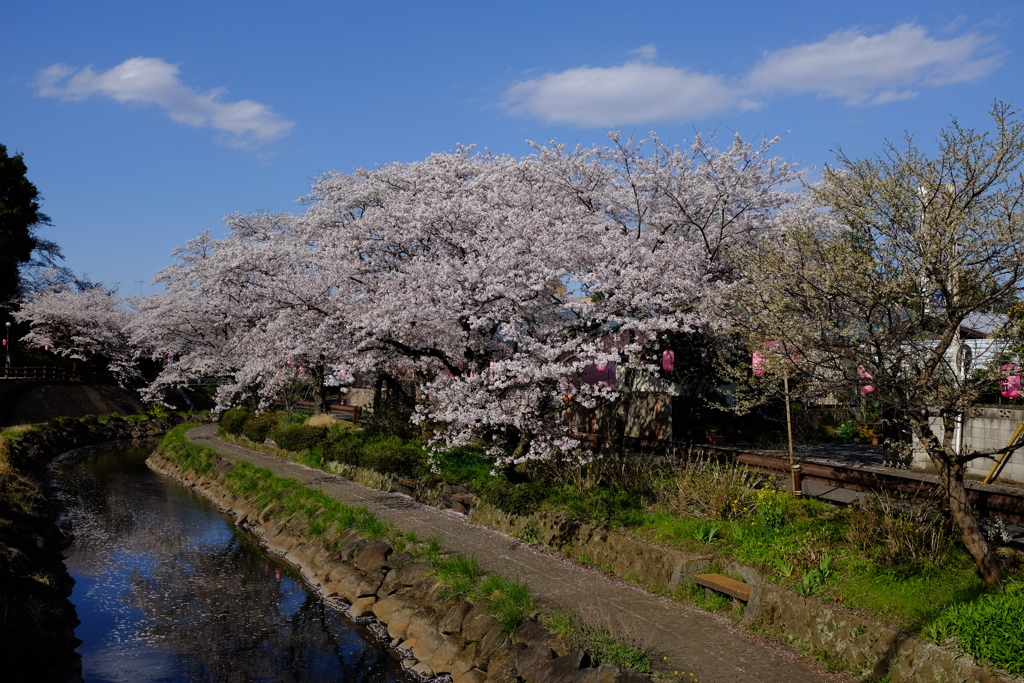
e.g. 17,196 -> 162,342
187,425 -> 839,683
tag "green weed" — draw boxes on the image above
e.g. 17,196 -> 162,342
926,582 -> 1024,675
545,610 -> 652,673
159,424 -> 216,475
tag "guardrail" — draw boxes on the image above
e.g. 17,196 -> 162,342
0,366 -> 116,383
576,431 -> 1024,524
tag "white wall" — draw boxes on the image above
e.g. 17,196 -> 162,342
912,406 -> 1024,484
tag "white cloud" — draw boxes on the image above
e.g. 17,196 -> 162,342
745,24 -> 1001,105
504,62 -> 741,127
629,44 -> 658,61
34,57 -> 294,148
503,24 -> 1001,126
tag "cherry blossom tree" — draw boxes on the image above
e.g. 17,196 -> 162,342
298,134 -> 800,466
128,132 -> 800,468
15,284 -> 140,382
130,214 -> 361,411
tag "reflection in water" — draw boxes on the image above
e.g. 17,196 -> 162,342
54,442 -> 415,683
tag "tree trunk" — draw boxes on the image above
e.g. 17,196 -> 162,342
604,366 -> 632,457
915,418 -> 1005,586
310,363 -> 327,414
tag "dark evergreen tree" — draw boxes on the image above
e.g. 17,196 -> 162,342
0,144 -> 56,306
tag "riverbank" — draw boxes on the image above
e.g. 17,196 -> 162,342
173,424 -> 849,683
180,423 -> 1023,683
0,415 -> 185,683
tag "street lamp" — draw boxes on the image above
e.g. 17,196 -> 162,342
5,322 -> 10,371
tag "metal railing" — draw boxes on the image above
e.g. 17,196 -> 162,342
0,366 -> 116,383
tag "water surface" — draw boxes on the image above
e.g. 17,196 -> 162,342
54,441 -> 415,683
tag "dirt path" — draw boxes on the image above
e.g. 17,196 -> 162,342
187,424 -> 839,683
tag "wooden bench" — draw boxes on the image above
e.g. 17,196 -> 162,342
694,573 -> 751,602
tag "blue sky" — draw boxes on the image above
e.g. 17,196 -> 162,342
2,0 -> 1021,293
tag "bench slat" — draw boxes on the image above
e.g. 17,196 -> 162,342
694,573 -> 751,602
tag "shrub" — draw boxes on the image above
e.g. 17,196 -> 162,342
323,430 -> 366,465
280,411 -> 312,426
272,424 -> 328,452
478,479 -> 552,516
146,403 -> 171,420
241,412 -> 284,444
323,431 -> 425,477
46,416 -> 78,430
431,445 -> 494,484
361,435 -> 425,476
220,407 -> 252,436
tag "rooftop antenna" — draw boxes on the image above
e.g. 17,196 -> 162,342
135,280 -> 144,297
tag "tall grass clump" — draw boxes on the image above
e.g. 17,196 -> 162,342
669,457 -> 763,521
845,491 -> 955,570
426,545 -> 535,633
480,574 -> 535,633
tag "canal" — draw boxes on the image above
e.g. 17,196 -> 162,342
52,440 -> 418,683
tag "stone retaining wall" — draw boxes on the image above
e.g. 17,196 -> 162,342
148,449 -> 652,683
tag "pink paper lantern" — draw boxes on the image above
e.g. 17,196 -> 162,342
662,350 -> 675,372
857,365 -> 874,394
1001,364 -> 1021,399
752,351 -> 767,376
752,341 -> 777,376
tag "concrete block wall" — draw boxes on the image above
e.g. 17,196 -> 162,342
912,406 -> 1024,484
